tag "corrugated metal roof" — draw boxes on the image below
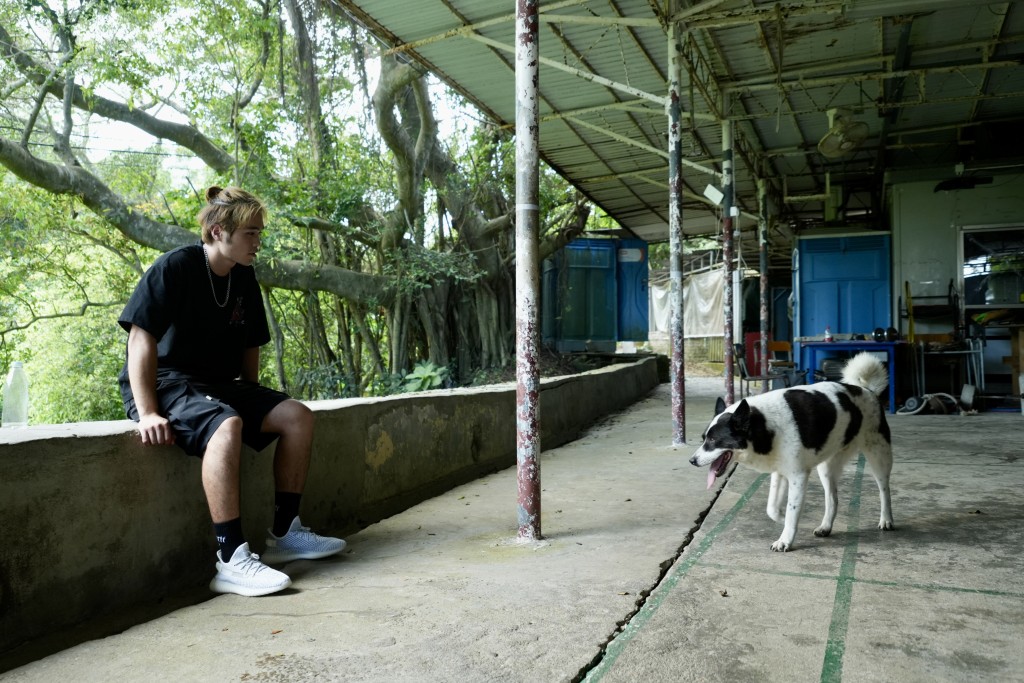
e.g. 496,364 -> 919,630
329,0 -> 1024,261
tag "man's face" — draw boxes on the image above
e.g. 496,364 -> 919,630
218,215 -> 264,267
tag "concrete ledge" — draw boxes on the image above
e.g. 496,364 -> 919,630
0,358 -> 659,657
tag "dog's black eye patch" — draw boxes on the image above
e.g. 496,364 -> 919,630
783,389 -> 837,451
706,418 -> 745,450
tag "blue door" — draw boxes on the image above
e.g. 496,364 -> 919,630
795,234 -> 891,337
616,240 -> 649,341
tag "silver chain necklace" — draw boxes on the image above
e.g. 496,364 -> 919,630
202,245 -> 232,308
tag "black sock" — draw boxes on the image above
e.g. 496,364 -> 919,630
273,491 -> 302,537
213,517 -> 245,561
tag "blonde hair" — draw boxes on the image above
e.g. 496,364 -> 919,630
197,186 -> 266,244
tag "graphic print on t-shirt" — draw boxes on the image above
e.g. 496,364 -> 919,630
229,297 -> 246,326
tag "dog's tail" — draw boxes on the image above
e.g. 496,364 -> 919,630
841,352 -> 889,396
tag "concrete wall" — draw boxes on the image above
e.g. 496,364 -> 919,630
892,176 -> 1024,336
891,177 -> 1024,391
0,358 -> 659,657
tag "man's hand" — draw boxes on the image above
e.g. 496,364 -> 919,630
127,325 -> 174,446
138,412 -> 175,446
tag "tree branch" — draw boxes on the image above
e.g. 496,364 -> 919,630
0,22 -> 236,172
284,214 -> 380,248
0,136 -> 394,306
236,0 -> 272,112
0,300 -> 121,337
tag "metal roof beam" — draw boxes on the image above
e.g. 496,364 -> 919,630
967,4 -> 1012,123
678,16 -> 763,220
583,168 -> 758,223
726,37 -> 1023,93
564,115 -> 721,177
534,99 -> 715,125
727,87 -> 1024,124
538,13 -> 658,28
586,168 -> 727,210
384,0 -> 658,56
537,7 -> 673,216
544,17 -> 664,155
844,0 -> 990,20
726,56 -> 893,90
724,58 -> 1022,96
677,2 -> 845,31
672,0 -> 731,23
382,0 -> 585,55
466,33 -> 667,105
680,31 -> 724,120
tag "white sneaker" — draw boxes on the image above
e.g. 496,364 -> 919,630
209,542 -> 292,596
262,516 -> 347,564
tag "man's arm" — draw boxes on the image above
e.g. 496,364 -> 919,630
127,325 -> 175,446
240,346 -> 260,383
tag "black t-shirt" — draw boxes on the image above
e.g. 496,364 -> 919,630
118,243 -> 271,388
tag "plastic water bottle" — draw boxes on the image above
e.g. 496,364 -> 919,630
823,326 -> 833,342
2,361 -> 29,428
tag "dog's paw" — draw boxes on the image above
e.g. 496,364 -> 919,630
878,520 -> 895,531
813,525 -> 832,537
770,540 -> 790,552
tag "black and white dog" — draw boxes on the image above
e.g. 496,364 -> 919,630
690,352 -> 895,552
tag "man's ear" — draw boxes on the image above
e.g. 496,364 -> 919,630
210,224 -> 223,241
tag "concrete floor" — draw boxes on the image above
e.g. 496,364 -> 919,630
2,377 -> 1022,682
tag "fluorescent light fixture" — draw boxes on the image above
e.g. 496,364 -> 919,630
703,184 -> 724,205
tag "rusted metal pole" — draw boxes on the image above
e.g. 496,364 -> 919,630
722,119 -> 735,406
667,18 -> 686,446
758,178 -> 770,393
515,0 -> 542,540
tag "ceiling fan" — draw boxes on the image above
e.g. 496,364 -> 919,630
817,108 -> 870,158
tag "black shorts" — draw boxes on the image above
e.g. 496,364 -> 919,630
124,379 -> 290,457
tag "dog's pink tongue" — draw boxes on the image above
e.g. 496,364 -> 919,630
706,453 -> 729,490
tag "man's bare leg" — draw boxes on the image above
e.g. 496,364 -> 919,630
202,415 -> 244,523
264,399 -> 315,493
203,414 -> 292,596
258,401 -> 344,562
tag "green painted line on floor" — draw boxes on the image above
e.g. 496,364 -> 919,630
855,578 -> 1024,600
820,455 -> 866,683
700,562 -> 839,583
884,460 -> 1012,467
583,472 -> 768,682
699,563 -> 1024,600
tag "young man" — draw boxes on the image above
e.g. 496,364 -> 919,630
118,186 -> 344,597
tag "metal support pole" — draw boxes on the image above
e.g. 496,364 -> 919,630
667,18 -> 686,446
758,179 -> 770,393
722,119 -> 735,406
515,0 -> 542,541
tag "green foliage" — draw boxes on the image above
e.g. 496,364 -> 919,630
0,0 -> 612,423
402,361 -> 448,392
382,246 -> 482,298
647,237 -> 719,271
0,181 -> 139,423
17,309 -> 126,423
291,360 -> 357,401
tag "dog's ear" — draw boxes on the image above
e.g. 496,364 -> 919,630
714,396 -> 727,415
732,399 -> 751,432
